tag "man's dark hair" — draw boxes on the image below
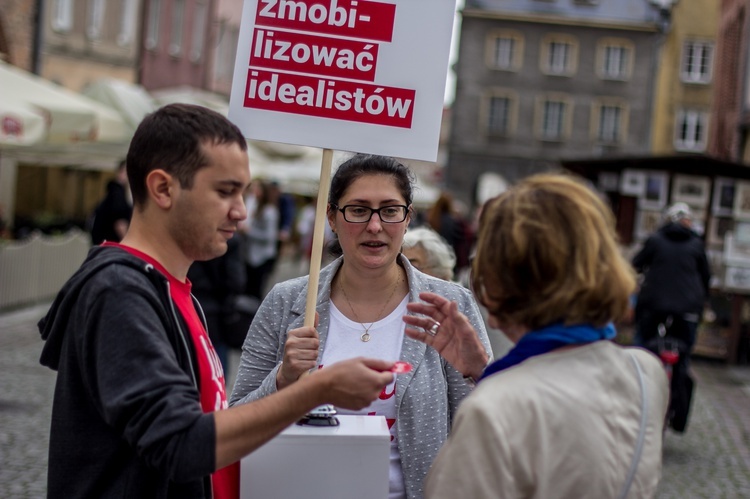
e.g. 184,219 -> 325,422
126,103 -> 247,206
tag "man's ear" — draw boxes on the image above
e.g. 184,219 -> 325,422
146,169 -> 175,209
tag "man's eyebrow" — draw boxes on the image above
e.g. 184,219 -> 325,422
217,180 -> 245,188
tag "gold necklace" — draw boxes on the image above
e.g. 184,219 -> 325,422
340,274 -> 402,342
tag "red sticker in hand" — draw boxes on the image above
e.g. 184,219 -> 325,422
391,361 -> 412,374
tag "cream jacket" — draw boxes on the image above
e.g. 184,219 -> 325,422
425,341 -> 669,499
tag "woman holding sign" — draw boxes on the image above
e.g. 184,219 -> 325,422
230,154 -> 491,499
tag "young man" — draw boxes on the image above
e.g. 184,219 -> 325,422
39,104 -> 394,498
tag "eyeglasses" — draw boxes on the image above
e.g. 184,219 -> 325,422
333,204 -> 410,223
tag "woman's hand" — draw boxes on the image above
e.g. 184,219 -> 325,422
403,292 -> 489,382
277,312 -> 320,390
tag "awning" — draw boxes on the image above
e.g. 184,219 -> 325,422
0,61 -> 127,148
151,85 -> 231,116
82,78 -> 157,134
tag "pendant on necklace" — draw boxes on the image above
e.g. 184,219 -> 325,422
361,331 -> 371,342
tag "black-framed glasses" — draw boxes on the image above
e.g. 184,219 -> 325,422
333,204 -> 410,223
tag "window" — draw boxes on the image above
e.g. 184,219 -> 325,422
597,39 -> 633,80
487,30 -> 523,71
675,110 -> 708,151
215,23 -> 239,81
681,41 -> 713,84
536,95 -> 572,141
86,0 -> 106,40
481,90 -> 518,137
169,0 -> 185,56
190,2 -> 208,62
52,0 -> 74,33
145,0 -> 161,50
592,100 -> 628,144
118,0 -> 138,46
541,35 -> 578,76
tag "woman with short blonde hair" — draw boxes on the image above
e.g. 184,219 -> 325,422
404,173 -> 669,499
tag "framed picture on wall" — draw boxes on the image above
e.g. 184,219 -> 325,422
733,181 -> 750,220
707,217 -> 734,247
620,169 -> 647,196
672,174 -> 710,208
638,171 -> 669,210
598,171 -> 619,192
635,209 -> 662,240
712,177 -> 735,217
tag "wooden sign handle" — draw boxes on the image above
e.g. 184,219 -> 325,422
303,148 -> 334,327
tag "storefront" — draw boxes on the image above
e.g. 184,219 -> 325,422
563,154 -> 750,364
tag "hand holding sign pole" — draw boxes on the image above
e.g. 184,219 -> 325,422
229,0 -> 457,328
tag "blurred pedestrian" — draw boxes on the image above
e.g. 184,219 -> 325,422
632,201 -> 710,433
404,173 -> 669,499
402,226 -> 456,281
38,104 -> 394,499
243,180 -> 279,300
89,159 -> 132,245
426,191 -> 472,276
188,234 -> 247,372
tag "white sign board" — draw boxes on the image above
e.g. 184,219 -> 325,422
229,0 -> 456,161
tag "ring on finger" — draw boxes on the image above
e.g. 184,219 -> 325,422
428,321 -> 441,336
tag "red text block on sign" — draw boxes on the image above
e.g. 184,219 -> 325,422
250,29 -> 379,81
255,0 -> 396,43
244,69 -> 415,128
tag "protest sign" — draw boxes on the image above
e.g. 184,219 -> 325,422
229,0 -> 456,162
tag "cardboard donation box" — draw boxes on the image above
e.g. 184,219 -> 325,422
240,415 -> 391,499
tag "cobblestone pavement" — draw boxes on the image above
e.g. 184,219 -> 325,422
2,293 -> 750,497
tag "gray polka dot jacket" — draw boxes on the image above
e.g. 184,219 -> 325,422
229,255 -> 492,499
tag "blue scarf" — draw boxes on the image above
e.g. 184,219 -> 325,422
479,322 -> 616,382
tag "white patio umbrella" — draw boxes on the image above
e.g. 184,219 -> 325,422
0,61 -> 127,148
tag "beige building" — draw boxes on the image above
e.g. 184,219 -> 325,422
650,0 -> 718,155
39,0 -> 142,89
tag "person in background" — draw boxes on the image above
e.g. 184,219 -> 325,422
188,233 -> 247,372
426,191 -> 472,276
231,153 -> 492,499
632,201 -> 711,354
90,159 -> 132,245
404,173 -> 669,498
271,180 -> 296,256
243,180 -> 279,300
402,226 -> 456,281
631,201 -> 710,433
38,104 -> 394,499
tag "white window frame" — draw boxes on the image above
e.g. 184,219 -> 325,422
535,94 -> 572,141
145,0 -> 162,50
597,38 -> 633,81
52,0 -> 74,33
481,89 -> 518,137
675,109 -> 709,151
117,0 -> 139,46
169,0 -> 186,57
190,2 -> 208,63
540,34 -> 578,76
681,40 -> 714,84
86,0 -> 106,40
486,30 -> 523,72
591,99 -> 629,144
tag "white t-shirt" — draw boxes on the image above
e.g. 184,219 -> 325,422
322,295 -> 409,499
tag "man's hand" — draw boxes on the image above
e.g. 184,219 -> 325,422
311,358 -> 394,411
403,292 -> 489,382
277,313 -> 320,389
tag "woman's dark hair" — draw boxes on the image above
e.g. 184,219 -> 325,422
328,154 -> 414,206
